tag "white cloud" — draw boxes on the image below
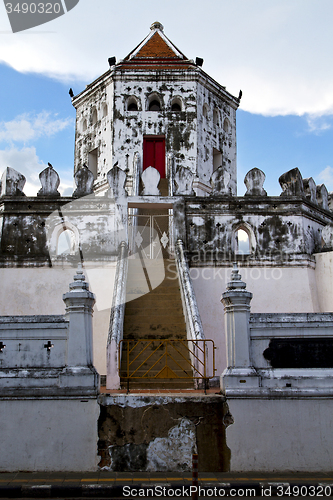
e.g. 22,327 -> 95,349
0,112 -> 73,144
0,146 -> 74,196
305,115 -> 332,135
0,146 -> 45,195
317,166 -> 333,191
1,0 -> 333,117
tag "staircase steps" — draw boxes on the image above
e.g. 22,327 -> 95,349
120,252 -> 194,389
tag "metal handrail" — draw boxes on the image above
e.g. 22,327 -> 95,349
108,241 -> 128,344
175,239 -> 205,342
119,339 -> 216,380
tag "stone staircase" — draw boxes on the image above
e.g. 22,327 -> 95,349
120,257 -> 194,389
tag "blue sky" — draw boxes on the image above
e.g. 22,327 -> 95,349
0,0 -> 333,196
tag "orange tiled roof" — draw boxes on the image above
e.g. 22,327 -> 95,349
134,32 -> 179,59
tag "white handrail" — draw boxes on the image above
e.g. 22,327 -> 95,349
175,238 -> 204,342
106,241 -> 128,389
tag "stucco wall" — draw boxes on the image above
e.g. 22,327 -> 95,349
0,266 -> 116,376
226,398 -> 333,472
192,265 -> 321,375
315,251 -> 333,312
0,399 -> 99,472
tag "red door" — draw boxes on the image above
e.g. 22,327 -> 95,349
143,136 -> 166,178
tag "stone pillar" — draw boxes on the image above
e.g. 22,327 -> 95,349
63,264 -> 95,367
220,263 -> 260,392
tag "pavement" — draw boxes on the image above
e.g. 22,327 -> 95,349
1,471 -> 333,498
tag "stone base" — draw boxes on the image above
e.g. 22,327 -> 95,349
225,397 -> 333,472
0,398 -> 99,472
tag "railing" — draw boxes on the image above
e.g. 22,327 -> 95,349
106,241 -> 128,389
119,339 -> 215,391
175,239 -> 204,341
175,239 -> 206,386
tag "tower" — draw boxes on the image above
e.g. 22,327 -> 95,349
72,22 -> 239,196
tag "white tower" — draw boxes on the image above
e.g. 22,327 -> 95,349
72,22 -> 240,196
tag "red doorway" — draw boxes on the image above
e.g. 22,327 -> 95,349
143,136 -> 166,178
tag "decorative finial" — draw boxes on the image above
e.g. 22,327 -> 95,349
69,262 -> 89,292
150,21 -> 164,31
226,263 -> 247,290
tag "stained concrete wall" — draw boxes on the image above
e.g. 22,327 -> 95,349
315,251 -> 333,312
225,398 -> 333,472
98,394 -> 229,472
0,266 -> 116,376
192,265 -> 322,375
0,399 -> 99,472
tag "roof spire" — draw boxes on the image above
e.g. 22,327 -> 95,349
150,21 -> 164,31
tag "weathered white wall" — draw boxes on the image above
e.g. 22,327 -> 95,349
113,77 -> 198,181
0,266 -> 116,375
197,82 -> 237,194
192,266 -> 321,375
315,251 -> 333,312
226,398 -> 333,472
0,399 -> 99,472
74,77 -> 114,190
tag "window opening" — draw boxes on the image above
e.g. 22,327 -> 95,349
128,101 -> 138,111
171,97 -> 182,112
57,229 -> 75,255
203,104 -> 209,119
171,103 -> 181,112
213,109 -> 219,126
236,228 -> 250,255
149,99 -> 161,111
223,117 -> 230,133
88,148 -> 98,179
213,148 -> 222,172
92,108 -> 98,125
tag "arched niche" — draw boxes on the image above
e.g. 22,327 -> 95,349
48,222 -> 80,259
232,223 -> 256,256
102,103 -> 108,118
223,117 -> 230,134
91,107 -> 98,125
213,108 -> 220,126
147,93 -> 162,111
203,103 -> 209,120
170,96 -> 183,112
126,96 -> 139,112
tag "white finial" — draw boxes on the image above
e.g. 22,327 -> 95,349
150,21 -> 164,31
226,263 -> 247,290
69,262 -> 89,292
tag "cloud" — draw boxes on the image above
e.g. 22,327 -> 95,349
0,146 -> 45,195
305,115 -> 332,135
0,146 -> 74,196
1,0 -> 333,117
317,166 -> 333,191
0,112 -> 73,144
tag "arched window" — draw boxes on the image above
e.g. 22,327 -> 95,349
92,108 -> 98,125
127,96 -> 139,111
147,93 -> 162,112
102,103 -> 108,117
57,229 -> 76,256
171,97 -> 182,112
223,117 -> 230,134
82,119 -> 87,132
203,103 -> 209,120
213,108 -> 219,126
235,228 -> 250,255
149,99 -> 161,111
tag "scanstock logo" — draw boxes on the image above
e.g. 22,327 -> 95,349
4,0 -> 80,33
